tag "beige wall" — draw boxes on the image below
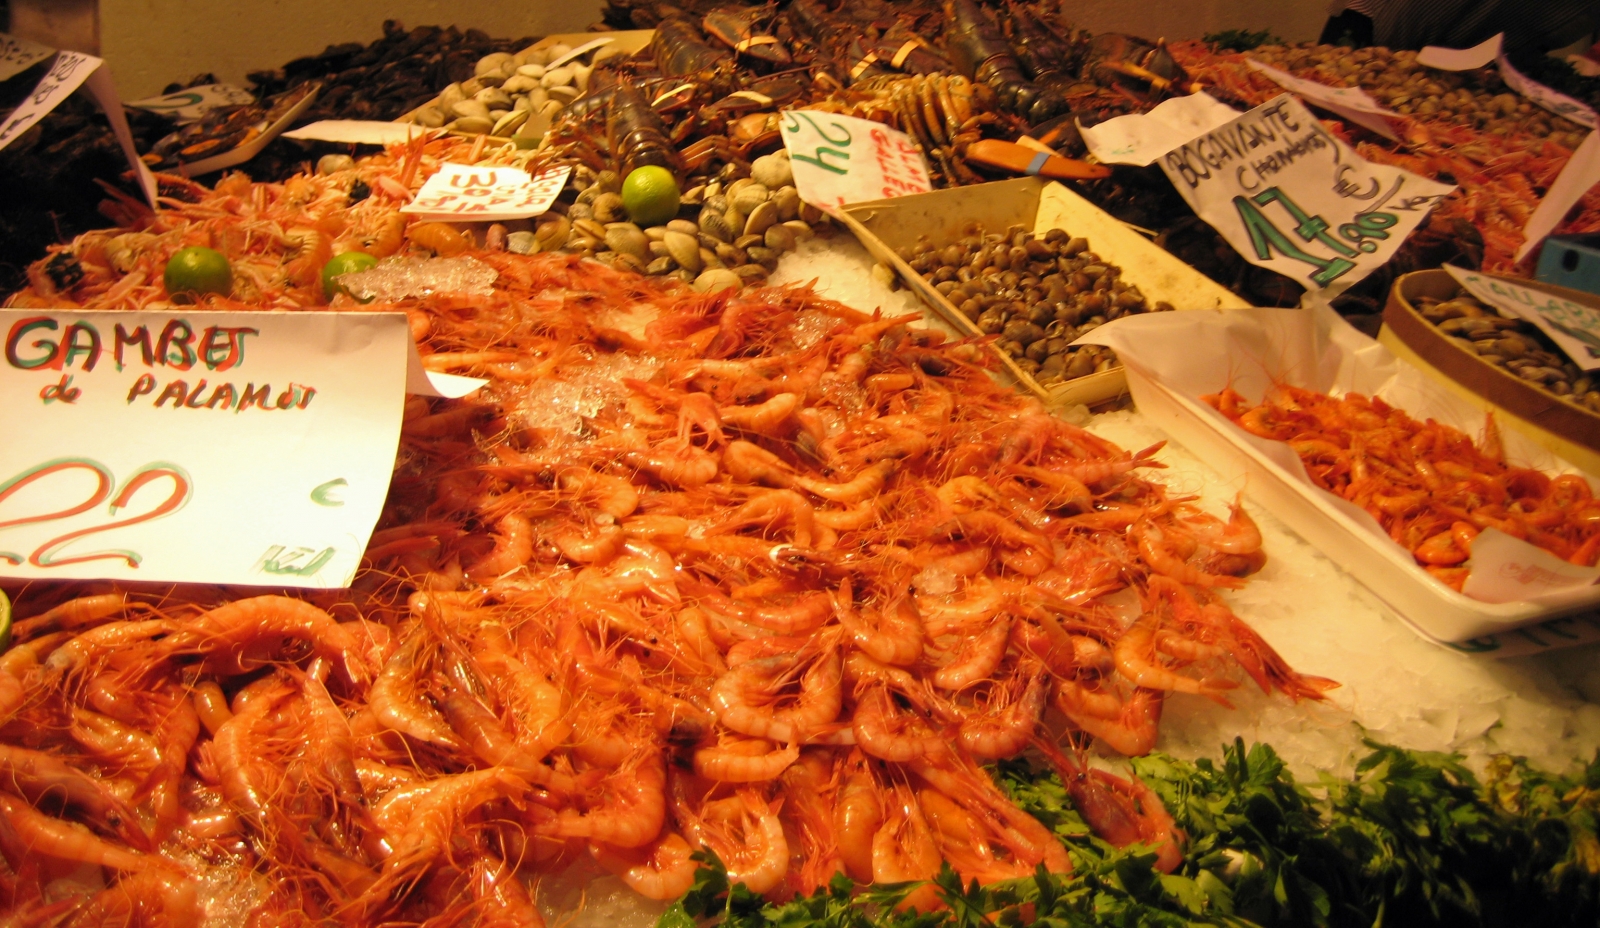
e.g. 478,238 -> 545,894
87,0 -> 1326,101
98,1 -> 607,99
1064,0 -> 1328,46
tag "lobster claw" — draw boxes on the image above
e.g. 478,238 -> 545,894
702,4 -> 792,67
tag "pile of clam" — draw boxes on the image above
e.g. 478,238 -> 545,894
508,151 -> 831,292
902,224 -> 1173,383
1415,290 -> 1600,413
1249,44 -> 1590,151
406,42 -> 623,142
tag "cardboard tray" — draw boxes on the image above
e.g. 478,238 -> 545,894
396,30 -> 655,134
1381,269 -> 1600,477
839,177 -> 1250,406
1119,354 -> 1600,646
176,84 -> 319,177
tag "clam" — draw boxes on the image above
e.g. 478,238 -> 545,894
492,110 -> 529,137
731,183 -> 770,216
476,52 -> 514,77
592,192 -> 628,224
450,116 -> 493,135
751,151 -> 794,189
744,201 -> 777,238
764,223 -> 796,253
694,269 -> 742,292
535,216 -> 571,251
699,210 -> 737,243
664,230 -> 703,273
605,223 -> 649,260
451,100 -> 490,121
507,231 -> 537,254
772,186 -> 801,222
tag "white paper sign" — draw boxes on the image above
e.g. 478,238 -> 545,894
1516,131 -> 1600,263
0,32 -> 53,82
780,110 -> 931,214
284,119 -> 426,146
401,163 -> 571,221
1158,94 -> 1456,293
127,83 -> 256,125
1246,60 -> 1400,140
1446,264 -> 1600,371
1497,55 -> 1596,129
1417,34 -> 1501,71
0,51 -> 157,207
1463,528 -> 1600,603
0,310 -> 464,587
1079,92 -> 1242,167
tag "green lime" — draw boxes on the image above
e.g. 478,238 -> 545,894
0,588 -> 10,653
163,246 -> 232,297
621,165 -> 681,227
322,251 -> 379,298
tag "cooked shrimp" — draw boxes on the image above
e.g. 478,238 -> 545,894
167,595 -> 375,683
624,441 -> 720,488
932,614 -> 1012,690
852,686 -> 946,763
793,460 -> 895,504
1054,680 -> 1164,756
0,791 -> 148,871
11,592 -> 128,640
1133,519 -> 1245,589
833,751 -> 883,883
363,767 -> 530,906
1113,610 -> 1238,703
0,743 -> 149,850
370,629 -> 467,752
722,439 -> 797,487
591,831 -> 696,901
712,648 -> 843,743
871,785 -> 943,911
533,753 -> 664,848
694,738 -> 800,782
466,513 -> 535,579
956,667 -> 1048,760
832,582 -> 925,667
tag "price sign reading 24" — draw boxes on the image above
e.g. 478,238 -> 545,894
0,458 -> 192,568
1233,186 -> 1398,287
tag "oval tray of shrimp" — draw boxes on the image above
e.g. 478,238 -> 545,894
1077,304 -> 1600,646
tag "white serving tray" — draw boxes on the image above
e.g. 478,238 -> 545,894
1082,306 -> 1600,645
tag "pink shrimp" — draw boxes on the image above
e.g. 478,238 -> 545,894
833,751 -> 883,883
363,767 -> 530,906
712,646 -> 844,744
533,753 -> 665,848
624,441 -> 720,488
0,743 -> 150,851
697,790 -> 790,894
722,439 -> 797,487
831,581 -> 925,667
590,831 -> 697,901
956,667 -> 1049,760
1053,680 -> 1164,756
852,685 -> 946,763
793,460 -> 896,504
721,392 -> 802,436
694,738 -> 801,782
712,489 -> 818,549
1189,495 -> 1263,555
167,595 -> 376,683
466,513 -> 535,579
1133,519 -> 1246,589
1113,610 -> 1238,704
0,792 -> 149,871
1034,737 -> 1183,873
932,614 -> 1012,690
871,785 -> 944,911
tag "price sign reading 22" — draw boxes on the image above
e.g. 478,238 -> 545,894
0,458 -> 192,568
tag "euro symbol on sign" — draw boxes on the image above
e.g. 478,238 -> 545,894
310,478 -> 348,507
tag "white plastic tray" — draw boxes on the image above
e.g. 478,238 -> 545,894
1084,306 -> 1600,645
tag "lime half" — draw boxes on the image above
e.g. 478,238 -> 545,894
0,588 -> 11,652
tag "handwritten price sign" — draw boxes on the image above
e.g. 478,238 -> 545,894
127,83 -> 257,125
402,163 -> 571,221
0,32 -> 52,82
1159,94 -> 1455,293
1446,266 -> 1600,371
0,310 -> 432,587
780,110 -> 931,214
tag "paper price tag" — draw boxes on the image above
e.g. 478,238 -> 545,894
1246,60 -> 1400,140
1446,265 -> 1600,371
0,50 -> 157,207
283,119 -> 427,146
127,83 -> 257,125
0,32 -> 53,82
780,110 -> 931,214
1158,94 -> 1455,293
401,163 -> 571,221
0,309 -> 477,587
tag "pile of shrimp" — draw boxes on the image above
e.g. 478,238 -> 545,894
1205,386 -> 1600,590
0,149 -> 1334,923
7,133 -> 558,312
1169,42 -> 1600,275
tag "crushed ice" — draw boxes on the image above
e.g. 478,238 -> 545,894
338,256 -> 498,301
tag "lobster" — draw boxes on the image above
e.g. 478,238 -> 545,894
943,0 -> 1064,125
607,81 -> 684,180
702,4 -> 792,68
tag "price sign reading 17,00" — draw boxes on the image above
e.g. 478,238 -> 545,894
1159,94 -> 1456,293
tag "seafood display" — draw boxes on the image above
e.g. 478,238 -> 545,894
1204,385 -> 1600,589
0,138 -> 1337,915
9,4 -> 1600,922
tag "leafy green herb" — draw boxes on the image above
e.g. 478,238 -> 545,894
659,740 -> 1600,928
1202,30 -> 1282,53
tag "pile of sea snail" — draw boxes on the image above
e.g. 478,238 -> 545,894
509,151 -> 831,292
407,42 -> 623,140
1416,289 -> 1600,414
902,223 -> 1174,384
1248,44 -> 1590,151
